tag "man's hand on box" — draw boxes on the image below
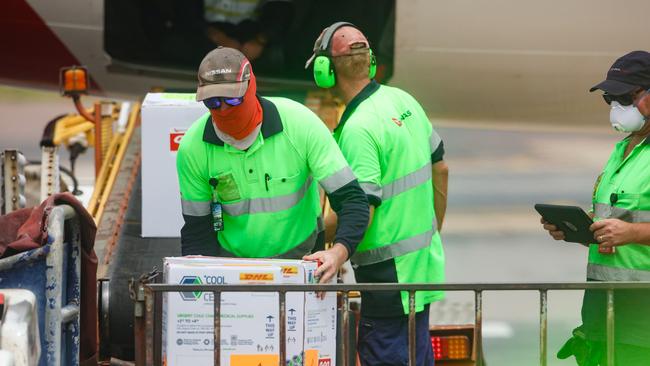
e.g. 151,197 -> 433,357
303,243 -> 349,284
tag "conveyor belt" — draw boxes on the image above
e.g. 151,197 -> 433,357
103,170 -> 180,360
92,125 -> 180,361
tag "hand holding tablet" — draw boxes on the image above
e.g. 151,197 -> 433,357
535,204 -> 595,245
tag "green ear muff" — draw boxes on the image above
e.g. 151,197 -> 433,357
313,55 -> 336,88
369,48 -> 377,79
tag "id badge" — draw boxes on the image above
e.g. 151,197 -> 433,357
211,201 -> 224,232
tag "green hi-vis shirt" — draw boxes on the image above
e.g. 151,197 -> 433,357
582,136 -> 650,347
334,81 -> 445,315
177,97 -> 356,258
589,136 -> 650,280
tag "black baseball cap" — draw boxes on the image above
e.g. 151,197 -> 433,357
590,51 -> 650,95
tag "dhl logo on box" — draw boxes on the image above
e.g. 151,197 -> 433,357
239,273 -> 275,281
281,266 -> 299,275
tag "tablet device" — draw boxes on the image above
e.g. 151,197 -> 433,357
534,204 -> 595,245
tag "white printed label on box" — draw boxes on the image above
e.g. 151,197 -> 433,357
163,262 -> 283,366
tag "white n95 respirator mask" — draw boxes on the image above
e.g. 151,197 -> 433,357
609,101 -> 647,132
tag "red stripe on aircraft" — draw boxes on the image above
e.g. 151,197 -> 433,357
0,0 -> 101,92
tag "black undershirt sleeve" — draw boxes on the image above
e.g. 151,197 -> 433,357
327,179 -> 370,257
366,194 -> 382,208
180,214 -> 219,256
431,141 -> 445,163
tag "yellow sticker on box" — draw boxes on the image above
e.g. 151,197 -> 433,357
230,354 -> 279,366
239,273 -> 275,281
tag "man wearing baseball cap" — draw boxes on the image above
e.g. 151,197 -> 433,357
544,51 -> 650,364
307,23 -> 448,365
176,47 -> 369,284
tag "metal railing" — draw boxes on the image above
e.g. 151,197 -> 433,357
144,281 -> 650,366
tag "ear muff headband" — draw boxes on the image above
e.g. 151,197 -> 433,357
369,48 -> 377,79
313,22 -> 376,88
318,22 -> 355,55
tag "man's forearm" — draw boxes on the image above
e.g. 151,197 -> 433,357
432,161 -> 449,231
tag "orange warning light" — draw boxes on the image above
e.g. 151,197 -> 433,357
60,66 -> 89,96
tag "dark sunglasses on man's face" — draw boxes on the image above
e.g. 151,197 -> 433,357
203,96 -> 244,109
602,93 -> 635,106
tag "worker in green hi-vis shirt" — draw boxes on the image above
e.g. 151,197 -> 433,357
306,23 -> 448,365
544,51 -> 650,365
177,47 -> 370,284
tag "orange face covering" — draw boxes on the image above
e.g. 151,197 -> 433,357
210,72 -> 263,140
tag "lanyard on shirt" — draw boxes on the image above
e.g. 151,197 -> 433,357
209,177 -> 224,232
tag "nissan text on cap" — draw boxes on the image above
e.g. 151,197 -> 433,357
590,50 -> 650,96
196,47 -> 251,101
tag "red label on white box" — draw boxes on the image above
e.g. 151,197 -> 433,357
169,131 -> 186,151
318,358 -> 332,366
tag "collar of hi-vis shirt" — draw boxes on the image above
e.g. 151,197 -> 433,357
202,96 -> 283,152
334,80 -> 380,135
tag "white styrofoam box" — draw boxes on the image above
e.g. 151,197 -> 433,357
163,261 -> 283,366
141,93 -> 208,237
165,257 -> 337,366
0,290 -> 40,366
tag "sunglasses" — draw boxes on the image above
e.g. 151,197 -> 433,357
203,96 -> 244,109
602,93 -> 636,106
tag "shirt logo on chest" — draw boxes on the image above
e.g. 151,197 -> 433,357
390,110 -> 412,127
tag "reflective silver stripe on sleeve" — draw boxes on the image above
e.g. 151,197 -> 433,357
319,166 -> 356,194
271,228 -> 319,259
382,162 -> 432,200
430,131 -> 442,153
351,220 -> 438,266
222,177 -> 313,216
360,182 -> 383,198
181,199 -> 211,216
594,203 -> 650,223
587,263 -> 650,281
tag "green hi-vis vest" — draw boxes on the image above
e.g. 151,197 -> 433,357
334,82 -> 445,314
177,97 -> 355,258
589,137 -> 650,281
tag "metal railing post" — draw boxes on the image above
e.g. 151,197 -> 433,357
606,289 -> 615,365
408,290 -> 416,366
213,291 -> 221,366
342,291 -> 350,366
475,290 -> 483,366
539,290 -> 548,366
44,205 -> 66,365
279,291 -> 287,366
144,286 -> 155,366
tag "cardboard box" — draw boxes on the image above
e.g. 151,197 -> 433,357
164,257 -> 337,366
141,93 -> 208,237
163,262 -> 282,366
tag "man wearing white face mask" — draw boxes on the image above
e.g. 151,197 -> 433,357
543,50 -> 650,365
176,47 -> 370,284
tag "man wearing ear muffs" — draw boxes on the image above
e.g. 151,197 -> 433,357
306,23 -> 448,365
176,47 -> 370,285
543,51 -> 650,365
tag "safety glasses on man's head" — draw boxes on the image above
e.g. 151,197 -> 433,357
602,93 -> 636,106
203,96 -> 244,109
